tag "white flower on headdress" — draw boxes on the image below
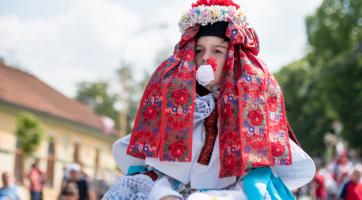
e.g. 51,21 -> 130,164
178,5 -> 246,33
196,64 -> 214,87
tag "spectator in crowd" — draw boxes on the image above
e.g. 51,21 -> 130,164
339,164 -> 362,200
27,161 -> 45,200
0,172 -> 24,200
319,165 -> 338,200
313,166 -> 328,200
60,182 -> 78,200
329,151 -> 354,186
60,164 -> 94,200
313,160 -> 338,200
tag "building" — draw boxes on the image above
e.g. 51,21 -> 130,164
0,63 -> 118,198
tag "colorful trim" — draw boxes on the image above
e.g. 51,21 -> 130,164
178,5 -> 246,33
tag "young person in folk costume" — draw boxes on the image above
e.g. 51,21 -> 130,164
103,0 -> 316,199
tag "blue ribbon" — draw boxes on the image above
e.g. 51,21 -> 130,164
126,165 -> 147,175
242,167 -> 295,200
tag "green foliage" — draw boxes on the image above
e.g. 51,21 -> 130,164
15,112 -> 44,157
275,60 -> 334,156
319,51 -> 362,151
306,0 -> 362,62
277,0 -> 362,154
74,64 -> 150,134
75,81 -> 119,128
119,64 -> 150,133
306,0 -> 362,151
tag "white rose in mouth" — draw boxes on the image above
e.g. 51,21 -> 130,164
196,64 -> 215,87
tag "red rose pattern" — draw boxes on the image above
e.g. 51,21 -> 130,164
172,88 -> 190,105
143,105 -> 158,120
267,95 -> 278,112
128,22 -> 291,178
271,142 -> 285,157
169,141 -> 187,158
242,81 -> 261,98
221,103 -> 234,118
176,71 -> 194,80
167,113 -> 191,130
247,109 -> 264,126
134,131 -> 156,145
184,50 -> 194,61
220,131 -> 240,148
223,155 -> 237,171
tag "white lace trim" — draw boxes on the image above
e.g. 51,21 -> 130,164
194,94 -> 215,120
102,174 -> 154,200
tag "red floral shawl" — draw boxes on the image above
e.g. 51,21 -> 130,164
126,20 -> 292,178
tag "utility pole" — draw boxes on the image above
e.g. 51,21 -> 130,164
118,66 -> 127,138
117,22 -> 168,137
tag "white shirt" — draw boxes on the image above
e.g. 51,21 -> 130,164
111,94 -> 315,199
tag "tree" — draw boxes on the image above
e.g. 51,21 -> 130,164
319,51 -> 362,151
275,60 -> 334,156
75,81 -> 119,128
15,112 -> 44,157
119,63 -> 150,133
306,0 -> 362,151
74,63 -> 150,134
306,0 -> 361,62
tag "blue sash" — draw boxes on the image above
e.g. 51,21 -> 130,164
242,167 -> 296,200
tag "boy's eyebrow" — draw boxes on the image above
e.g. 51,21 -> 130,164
196,44 -> 228,49
216,40 -> 229,48
214,45 -> 228,49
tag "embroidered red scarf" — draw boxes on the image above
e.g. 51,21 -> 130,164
126,20 -> 293,178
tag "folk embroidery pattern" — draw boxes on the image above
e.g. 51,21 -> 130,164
127,21 -> 291,177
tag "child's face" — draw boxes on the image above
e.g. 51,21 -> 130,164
195,36 -> 229,86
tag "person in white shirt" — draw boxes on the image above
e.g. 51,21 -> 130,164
0,172 -> 24,200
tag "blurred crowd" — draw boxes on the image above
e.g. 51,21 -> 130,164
0,162 -> 111,200
1,151 -> 361,200
296,150 -> 362,200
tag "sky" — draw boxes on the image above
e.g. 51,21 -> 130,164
0,0 -> 323,98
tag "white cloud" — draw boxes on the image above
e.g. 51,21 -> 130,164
0,0 -> 140,96
236,0 -> 323,71
0,0 -> 323,97
129,0 -> 324,72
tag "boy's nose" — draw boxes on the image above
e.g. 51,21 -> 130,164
201,52 -> 210,64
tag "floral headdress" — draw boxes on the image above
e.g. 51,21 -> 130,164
179,0 -> 245,33
126,0 -> 296,178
